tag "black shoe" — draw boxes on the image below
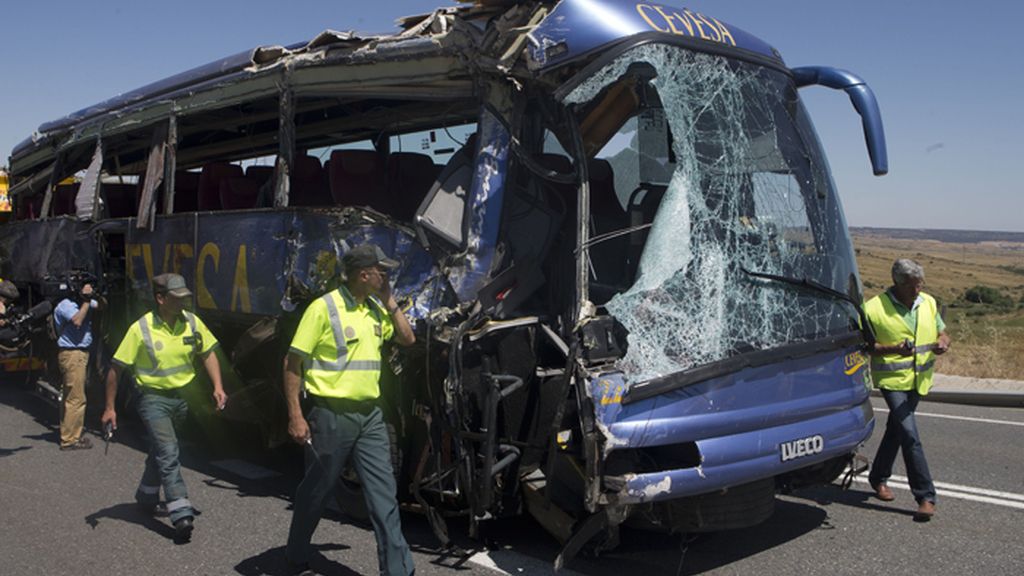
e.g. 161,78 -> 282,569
173,516 -> 194,542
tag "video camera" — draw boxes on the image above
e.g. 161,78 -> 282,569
0,300 -> 53,350
41,270 -> 101,302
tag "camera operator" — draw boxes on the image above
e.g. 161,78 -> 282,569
0,279 -> 18,324
0,280 -> 21,345
54,280 -> 104,451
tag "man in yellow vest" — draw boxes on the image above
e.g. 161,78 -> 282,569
101,273 -> 226,542
864,258 -> 950,521
284,244 -> 416,576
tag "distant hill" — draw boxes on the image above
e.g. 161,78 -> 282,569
851,227 -> 1024,244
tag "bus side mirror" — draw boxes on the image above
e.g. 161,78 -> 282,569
792,66 -> 888,176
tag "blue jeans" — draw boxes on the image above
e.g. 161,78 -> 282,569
869,389 -> 936,504
135,390 -> 196,523
286,402 -> 413,576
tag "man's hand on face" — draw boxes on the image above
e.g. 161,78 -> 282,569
378,270 -> 393,302
80,283 -> 94,301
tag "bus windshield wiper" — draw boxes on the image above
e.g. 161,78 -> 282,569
741,268 -> 875,347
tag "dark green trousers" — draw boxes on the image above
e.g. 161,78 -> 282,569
286,401 -> 413,576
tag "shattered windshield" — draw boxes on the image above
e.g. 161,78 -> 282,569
565,44 -> 860,383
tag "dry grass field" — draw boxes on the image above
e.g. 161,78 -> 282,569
854,229 -> 1024,379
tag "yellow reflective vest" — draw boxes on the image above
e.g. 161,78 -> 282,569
289,286 -> 393,400
864,291 -> 939,395
112,311 -> 219,390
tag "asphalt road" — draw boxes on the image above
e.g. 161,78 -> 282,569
1,380 -> 1022,576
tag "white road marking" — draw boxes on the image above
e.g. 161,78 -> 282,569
854,475 -> 1024,510
873,407 -> 1024,427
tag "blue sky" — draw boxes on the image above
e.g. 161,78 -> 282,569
2,1 -> 1022,232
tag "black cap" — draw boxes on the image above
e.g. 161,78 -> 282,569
341,244 -> 399,271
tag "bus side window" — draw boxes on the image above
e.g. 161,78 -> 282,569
20,193 -> 44,220
102,183 -> 138,218
52,182 -> 79,216
172,171 -> 200,213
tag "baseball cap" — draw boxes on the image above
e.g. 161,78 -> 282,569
341,244 -> 399,271
152,273 -> 192,298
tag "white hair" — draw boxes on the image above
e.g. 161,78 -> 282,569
891,258 -> 925,285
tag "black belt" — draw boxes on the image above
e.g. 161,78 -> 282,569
309,394 -> 378,415
138,385 -> 188,398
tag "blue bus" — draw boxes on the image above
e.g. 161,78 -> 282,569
1,0 -> 881,562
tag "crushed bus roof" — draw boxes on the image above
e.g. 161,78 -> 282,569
10,0 -> 781,173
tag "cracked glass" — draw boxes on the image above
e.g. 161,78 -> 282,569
567,44 -> 860,383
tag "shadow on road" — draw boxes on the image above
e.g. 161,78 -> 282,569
0,376 -> 60,436
0,444 -> 32,457
85,502 -> 177,542
234,543 -> 354,576
786,483 -> 918,519
456,497 -> 832,576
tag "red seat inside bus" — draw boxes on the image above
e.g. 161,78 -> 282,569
245,165 -> 274,190
219,177 -> 260,210
329,150 -> 387,212
198,162 -> 243,211
290,155 -> 331,207
387,152 -> 437,221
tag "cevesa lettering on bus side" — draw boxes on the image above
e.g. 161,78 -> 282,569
635,4 -> 736,46
126,241 -> 252,313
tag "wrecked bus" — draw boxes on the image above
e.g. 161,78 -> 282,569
1,0 -> 883,561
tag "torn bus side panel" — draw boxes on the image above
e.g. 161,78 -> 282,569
278,210 -> 444,322
443,108 -> 511,303
105,208 -> 447,446
0,219 -> 100,287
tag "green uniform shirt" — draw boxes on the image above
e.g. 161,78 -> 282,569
289,286 -> 393,400
113,310 -> 219,390
884,289 -> 945,333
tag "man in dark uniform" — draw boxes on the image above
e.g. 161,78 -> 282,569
284,244 -> 416,576
101,273 -> 226,542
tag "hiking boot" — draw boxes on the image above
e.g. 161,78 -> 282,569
60,437 -> 93,451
